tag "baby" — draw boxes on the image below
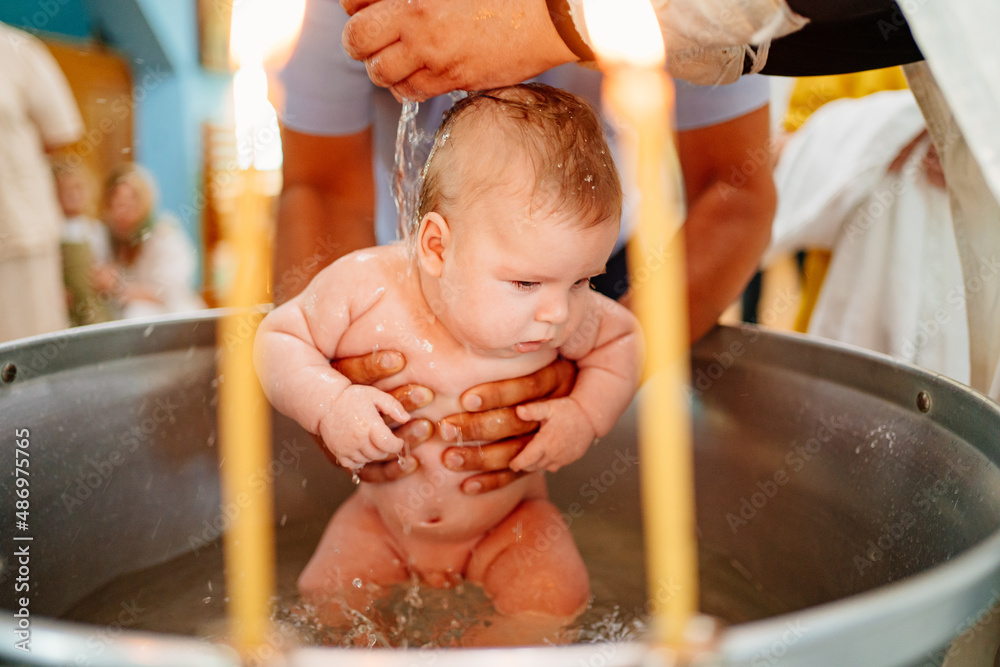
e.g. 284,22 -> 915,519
254,84 -> 641,633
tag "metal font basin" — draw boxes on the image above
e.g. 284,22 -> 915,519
1,312 -> 999,666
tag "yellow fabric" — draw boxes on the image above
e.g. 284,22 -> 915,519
780,68 -> 908,330
793,250 -> 831,333
783,67 -> 909,133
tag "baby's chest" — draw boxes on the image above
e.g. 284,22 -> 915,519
336,296 -> 551,414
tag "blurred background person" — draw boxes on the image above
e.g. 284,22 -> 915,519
93,162 -> 205,320
0,21 -> 84,343
761,88 -> 968,382
54,161 -> 112,326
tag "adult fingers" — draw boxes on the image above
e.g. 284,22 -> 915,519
439,406 -> 538,443
460,469 -> 526,495
393,418 -> 434,448
340,0 -> 377,16
364,41 -> 424,89
356,455 -> 419,483
342,1 -> 400,60
389,78 -> 433,103
333,350 -> 405,385
385,384 -> 433,414
441,434 -> 532,472
459,357 -> 576,412
390,66 -> 466,102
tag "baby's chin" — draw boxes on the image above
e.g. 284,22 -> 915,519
456,340 -> 543,359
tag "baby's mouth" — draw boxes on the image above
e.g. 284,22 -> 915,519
514,340 -> 551,353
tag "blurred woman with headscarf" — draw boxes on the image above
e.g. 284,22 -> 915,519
92,162 -> 205,319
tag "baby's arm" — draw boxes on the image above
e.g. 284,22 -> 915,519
253,254 -> 409,470
512,292 -> 642,472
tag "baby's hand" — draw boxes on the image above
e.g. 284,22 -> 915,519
318,385 -> 410,471
509,397 -> 596,473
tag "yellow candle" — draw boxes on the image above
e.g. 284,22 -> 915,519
585,0 -> 698,649
218,166 -> 275,654
610,67 -> 698,647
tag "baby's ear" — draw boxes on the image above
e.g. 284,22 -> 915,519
417,212 -> 450,277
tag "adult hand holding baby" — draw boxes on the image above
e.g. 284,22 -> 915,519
337,351 -> 576,492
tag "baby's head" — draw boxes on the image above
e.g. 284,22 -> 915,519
414,84 -> 623,357
417,83 -> 622,233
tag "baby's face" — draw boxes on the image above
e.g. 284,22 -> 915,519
436,195 -> 618,357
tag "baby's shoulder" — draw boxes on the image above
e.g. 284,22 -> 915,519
331,244 -> 408,280
307,244 -> 414,311
311,244 -> 406,287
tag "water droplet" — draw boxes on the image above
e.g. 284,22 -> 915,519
353,578 -> 363,588
352,473 -> 361,485
203,596 -> 212,604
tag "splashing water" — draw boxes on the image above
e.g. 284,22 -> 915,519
393,93 -> 467,252
275,577 -> 498,648
394,100 -> 425,245
61,509 -> 789,651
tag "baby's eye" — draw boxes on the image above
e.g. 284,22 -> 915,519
512,281 -> 539,292
572,278 -> 592,289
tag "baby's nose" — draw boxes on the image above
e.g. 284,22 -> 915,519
535,293 -> 570,325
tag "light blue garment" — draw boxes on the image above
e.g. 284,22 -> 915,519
280,0 -> 769,246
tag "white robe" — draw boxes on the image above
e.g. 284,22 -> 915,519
765,90 -> 970,385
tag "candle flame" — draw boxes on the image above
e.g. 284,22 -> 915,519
229,0 -> 306,71
230,0 -> 306,170
582,0 -> 665,67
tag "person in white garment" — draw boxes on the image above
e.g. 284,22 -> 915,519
763,89 -> 970,383
0,22 -> 84,343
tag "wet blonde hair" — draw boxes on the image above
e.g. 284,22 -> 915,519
417,83 -> 622,231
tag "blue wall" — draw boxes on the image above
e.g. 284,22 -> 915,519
0,0 -> 91,39
1,0 -> 233,279
130,0 -> 231,245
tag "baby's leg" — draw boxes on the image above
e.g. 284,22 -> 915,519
467,498 -> 589,619
298,493 -> 409,616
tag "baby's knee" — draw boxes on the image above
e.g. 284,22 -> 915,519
297,557 -> 348,601
478,501 -> 590,617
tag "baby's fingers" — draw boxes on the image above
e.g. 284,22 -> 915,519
509,439 -> 547,472
374,391 -> 410,425
368,423 -> 404,457
515,401 -> 552,424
